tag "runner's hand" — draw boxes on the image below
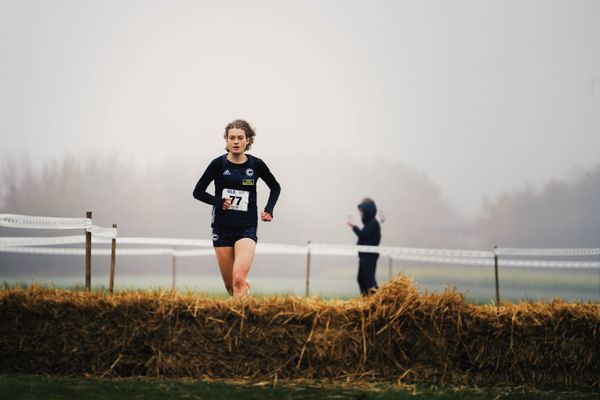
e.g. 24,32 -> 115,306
222,197 -> 232,210
261,211 -> 273,222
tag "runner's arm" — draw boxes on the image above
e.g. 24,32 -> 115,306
258,159 -> 281,215
192,159 -> 222,207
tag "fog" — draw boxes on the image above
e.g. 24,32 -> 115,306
1,0 -> 599,218
2,152 -> 600,249
0,153 -> 461,245
2,1 -> 600,290
1,152 -> 600,300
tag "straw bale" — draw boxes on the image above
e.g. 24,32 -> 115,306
0,274 -> 599,389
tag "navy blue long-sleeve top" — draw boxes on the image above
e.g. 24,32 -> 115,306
193,154 -> 281,228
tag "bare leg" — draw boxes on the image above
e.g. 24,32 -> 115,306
232,238 -> 256,297
214,247 -> 235,295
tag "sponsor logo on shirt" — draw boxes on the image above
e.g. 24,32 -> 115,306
242,179 -> 255,186
223,170 -> 231,175
246,168 -> 254,176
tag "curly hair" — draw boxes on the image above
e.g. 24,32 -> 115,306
223,119 -> 256,151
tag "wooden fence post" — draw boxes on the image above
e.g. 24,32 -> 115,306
494,246 -> 500,307
305,241 -> 311,297
109,224 -> 117,294
172,247 -> 177,292
85,211 -> 92,292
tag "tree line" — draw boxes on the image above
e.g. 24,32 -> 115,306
2,153 -> 599,251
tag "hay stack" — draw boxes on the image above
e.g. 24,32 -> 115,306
0,274 -> 599,389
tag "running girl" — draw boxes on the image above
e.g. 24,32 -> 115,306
193,119 -> 281,297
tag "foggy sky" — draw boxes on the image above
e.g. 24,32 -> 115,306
1,0 -> 599,217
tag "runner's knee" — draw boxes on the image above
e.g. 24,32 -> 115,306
233,274 -> 247,291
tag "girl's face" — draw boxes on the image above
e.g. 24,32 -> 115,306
225,128 -> 250,155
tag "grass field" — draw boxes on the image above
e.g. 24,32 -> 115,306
1,374 -> 597,400
3,263 -> 600,303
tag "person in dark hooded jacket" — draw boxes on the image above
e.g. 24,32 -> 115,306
348,198 -> 381,295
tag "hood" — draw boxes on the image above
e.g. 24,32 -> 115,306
358,199 -> 377,223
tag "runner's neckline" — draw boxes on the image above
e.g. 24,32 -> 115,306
225,154 -> 250,165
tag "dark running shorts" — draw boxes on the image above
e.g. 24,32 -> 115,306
212,226 -> 258,247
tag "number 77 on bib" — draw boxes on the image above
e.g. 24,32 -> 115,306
222,188 -> 249,212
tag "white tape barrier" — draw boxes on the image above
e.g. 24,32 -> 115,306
86,225 -> 118,239
0,214 -> 91,230
499,259 -> 600,269
2,238 -> 599,268
394,247 -> 493,258
0,236 -> 213,248
1,245 -> 598,268
308,243 -> 494,258
392,254 -> 494,267
0,241 -> 305,256
0,246 -> 215,257
116,237 -> 213,248
2,214 -> 598,259
256,243 -> 307,255
0,235 -> 85,247
389,254 -> 600,269
495,247 -> 600,257
0,214 -> 117,239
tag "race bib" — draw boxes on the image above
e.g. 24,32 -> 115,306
222,188 -> 249,212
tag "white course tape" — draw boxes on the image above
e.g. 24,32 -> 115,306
308,244 -> 398,256
0,235 -> 116,247
0,246 -> 215,257
0,237 -> 488,258
0,213 -> 117,238
1,230 -> 599,269
86,225 -> 117,239
308,243 -> 494,258
0,236 -> 214,249
499,259 -> 600,269
390,254 -> 600,269
392,247 -> 494,258
2,244 -> 597,268
495,247 -> 600,257
172,248 -> 215,257
0,235 -> 85,247
116,237 -> 213,247
0,236 -> 210,248
256,243 -> 307,255
392,254 -> 495,267
0,247 -> 88,255
0,213 -> 91,230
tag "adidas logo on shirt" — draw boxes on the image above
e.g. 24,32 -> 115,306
223,170 -> 231,175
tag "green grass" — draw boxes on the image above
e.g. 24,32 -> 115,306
1,281 -> 346,301
4,265 -> 600,303
0,374 -> 598,400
